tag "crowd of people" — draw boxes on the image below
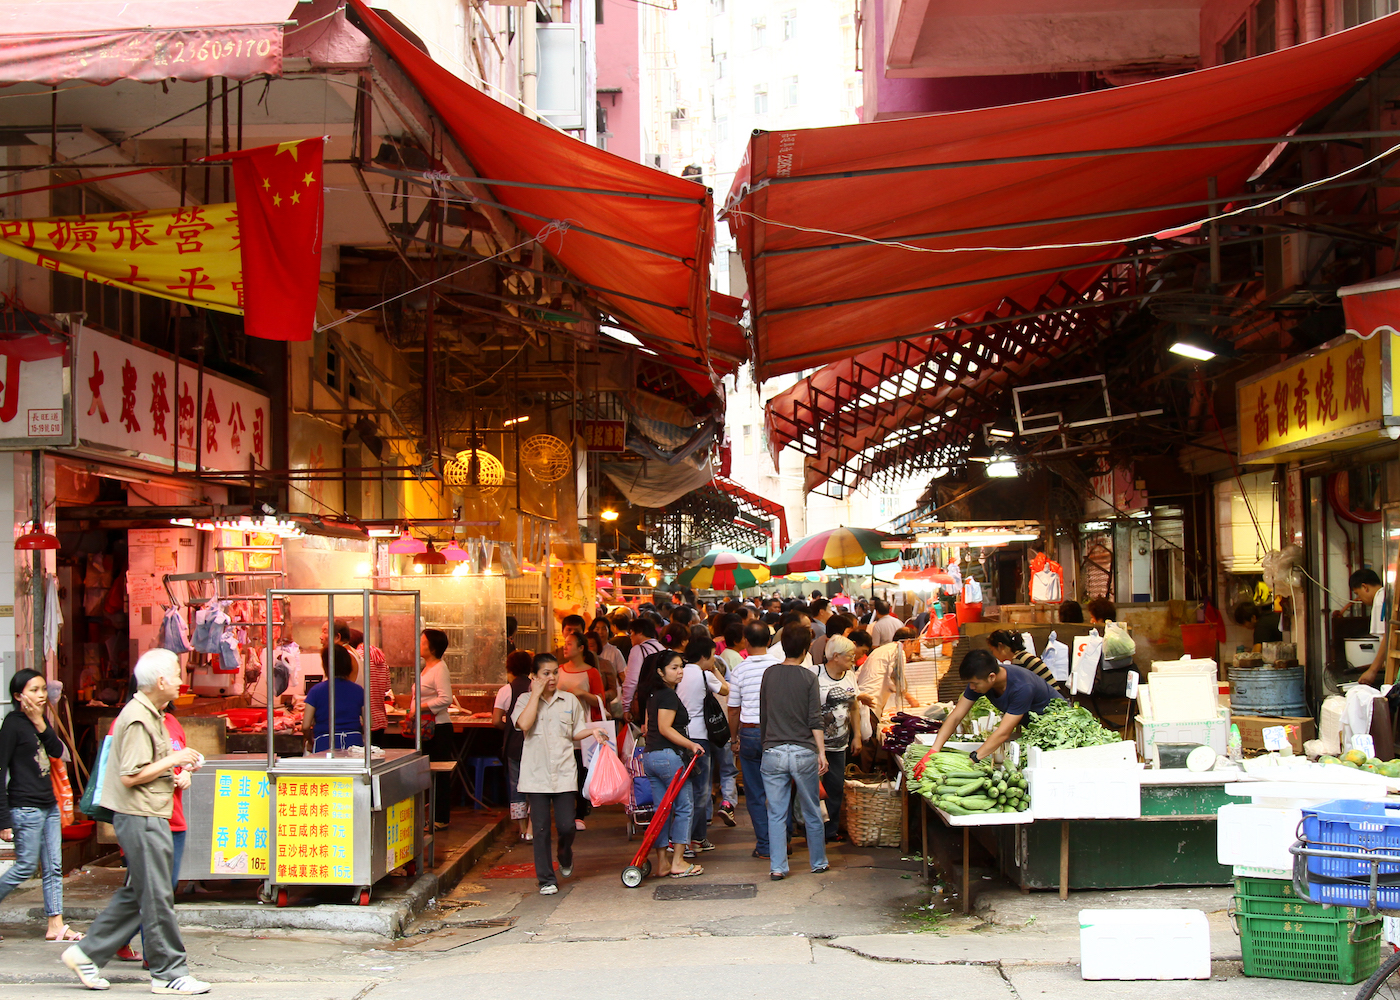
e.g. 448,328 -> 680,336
493,590 -> 927,892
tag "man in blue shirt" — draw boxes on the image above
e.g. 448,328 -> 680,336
928,649 -> 1064,762
302,646 -> 364,752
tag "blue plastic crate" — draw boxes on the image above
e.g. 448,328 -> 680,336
1301,799 -> 1400,906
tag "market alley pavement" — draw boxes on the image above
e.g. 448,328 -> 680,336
0,806 -> 1374,999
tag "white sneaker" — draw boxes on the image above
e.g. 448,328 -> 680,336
539,884 -> 558,895
62,945 -> 110,991
152,976 -> 211,995
559,865 -> 573,878
574,819 -> 586,831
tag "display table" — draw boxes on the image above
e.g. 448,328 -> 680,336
916,770 -> 1250,911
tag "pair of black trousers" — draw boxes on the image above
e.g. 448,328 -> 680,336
527,792 -> 575,887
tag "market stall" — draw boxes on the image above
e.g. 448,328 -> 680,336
179,588 -> 430,906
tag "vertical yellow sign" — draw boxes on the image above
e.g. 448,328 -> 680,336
275,776 -> 354,883
386,796 -> 415,870
210,769 -> 270,876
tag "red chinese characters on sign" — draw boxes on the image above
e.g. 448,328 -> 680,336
227,401 -> 245,452
253,408 -> 265,464
1273,381 -> 1289,438
204,390 -> 220,453
1345,346 -> 1371,413
150,372 -> 170,441
119,359 -> 140,433
1292,369 -> 1309,435
47,217 -> 98,254
1254,387 -> 1270,446
87,351 -> 108,424
107,212 -> 157,252
167,266 -> 216,300
165,207 -> 215,255
573,419 -> 626,453
178,381 -> 196,447
1316,358 -> 1339,423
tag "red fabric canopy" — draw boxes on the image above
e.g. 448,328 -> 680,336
1340,274 -> 1400,338
732,14 -> 1400,395
348,1 -> 717,372
713,474 -> 790,548
0,1 -> 294,83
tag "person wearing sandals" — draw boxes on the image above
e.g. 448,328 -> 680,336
63,649 -> 208,994
0,669 -> 82,943
642,651 -> 706,879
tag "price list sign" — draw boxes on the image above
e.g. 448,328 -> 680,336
274,776 -> 354,883
210,770 -> 270,875
386,796 -> 415,871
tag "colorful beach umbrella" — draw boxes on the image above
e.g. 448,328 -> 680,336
676,550 -> 771,590
769,526 -> 904,576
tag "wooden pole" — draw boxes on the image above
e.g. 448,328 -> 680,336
1059,820 -> 1070,900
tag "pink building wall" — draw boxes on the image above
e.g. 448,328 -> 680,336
596,0 -> 641,162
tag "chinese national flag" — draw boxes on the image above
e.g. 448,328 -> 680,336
207,138 -> 324,341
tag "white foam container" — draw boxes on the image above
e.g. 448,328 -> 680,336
1079,908 -> 1211,980
1136,706 -> 1230,757
1216,802 -> 1304,873
1028,765 -> 1143,819
1026,740 -> 1138,770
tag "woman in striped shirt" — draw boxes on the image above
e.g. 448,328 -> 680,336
987,630 -> 1068,696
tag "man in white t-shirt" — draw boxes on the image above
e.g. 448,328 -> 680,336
1354,568 -> 1389,685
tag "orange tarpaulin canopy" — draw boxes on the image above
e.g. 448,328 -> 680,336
347,0 -> 719,372
730,14 -> 1400,397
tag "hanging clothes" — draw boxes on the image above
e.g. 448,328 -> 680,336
43,573 -> 62,658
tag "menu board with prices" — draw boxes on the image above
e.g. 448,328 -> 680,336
274,776 -> 354,884
386,796 -> 415,871
210,770 -> 270,876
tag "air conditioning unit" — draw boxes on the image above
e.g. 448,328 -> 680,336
669,108 -> 688,123
1263,203 -> 1326,305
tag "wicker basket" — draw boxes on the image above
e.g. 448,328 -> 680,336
842,774 -> 903,848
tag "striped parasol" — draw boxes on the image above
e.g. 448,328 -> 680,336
675,550 -> 771,590
769,526 -> 904,576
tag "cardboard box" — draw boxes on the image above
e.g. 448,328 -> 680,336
1232,713 -> 1315,752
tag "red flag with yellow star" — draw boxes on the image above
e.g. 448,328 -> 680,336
206,138 -> 324,341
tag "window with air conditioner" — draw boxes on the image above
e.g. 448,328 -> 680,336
751,18 -> 766,47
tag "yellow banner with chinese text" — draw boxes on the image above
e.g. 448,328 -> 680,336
0,204 -> 242,314
1237,333 -> 1392,463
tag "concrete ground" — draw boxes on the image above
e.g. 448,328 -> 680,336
0,802 -> 1379,999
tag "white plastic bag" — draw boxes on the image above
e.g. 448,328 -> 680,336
1070,630 -> 1103,695
1019,632 -> 1037,657
1042,631 -> 1069,683
1103,620 -> 1135,659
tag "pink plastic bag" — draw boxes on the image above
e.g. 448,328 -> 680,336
587,744 -> 632,806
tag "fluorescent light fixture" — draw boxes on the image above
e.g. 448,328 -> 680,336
600,509 -> 619,521
503,415 -> 530,427
1169,340 -> 1217,362
986,459 -> 1018,478
1082,521 -> 1111,532
987,427 -> 1014,440
367,526 -> 401,538
915,531 -> 1040,546
94,470 -> 152,485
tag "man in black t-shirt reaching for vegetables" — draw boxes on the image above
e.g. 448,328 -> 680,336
928,650 -> 1064,763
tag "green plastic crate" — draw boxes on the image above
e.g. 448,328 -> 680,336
1235,877 -> 1359,920
1238,911 -> 1385,984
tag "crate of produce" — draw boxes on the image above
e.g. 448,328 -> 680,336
1135,706 -> 1229,757
1236,910 -> 1384,983
1299,799 -> 1400,906
1027,765 -> 1141,819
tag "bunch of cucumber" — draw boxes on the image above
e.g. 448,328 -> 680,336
902,747 -> 1030,815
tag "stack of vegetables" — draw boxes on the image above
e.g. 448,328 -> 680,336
883,712 -> 941,756
1018,699 -> 1119,751
902,745 -> 1030,815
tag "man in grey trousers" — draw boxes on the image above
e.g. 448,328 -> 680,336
63,649 -> 209,995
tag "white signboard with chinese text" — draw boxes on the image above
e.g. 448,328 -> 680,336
0,335 -> 72,449
74,326 -> 268,474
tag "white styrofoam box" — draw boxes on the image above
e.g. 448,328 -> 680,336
1079,908 -> 1211,980
1233,864 -> 1292,880
1145,672 -> 1218,721
1223,780 -> 1387,803
1152,657 -> 1219,678
1028,765 -> 1143,819
1216,802 -> 1303,871
1319,695 -> 1346,755
1136,707 -> 1230,757
1026,740 -> 1139,770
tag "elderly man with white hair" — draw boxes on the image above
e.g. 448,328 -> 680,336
62,649 -> 208,995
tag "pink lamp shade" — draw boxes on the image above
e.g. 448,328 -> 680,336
387,530 -> 426,554
441,542 -> 470,562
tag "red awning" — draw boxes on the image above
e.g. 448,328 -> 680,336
713,475 -> 790,549
1340,274 -> 1400,338
709,292 -> 748,365
0,1 -> 296,83
347,1 -> 717,373
730,15 -> 1400,388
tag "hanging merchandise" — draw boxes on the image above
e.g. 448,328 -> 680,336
217,630 -> 241,674
1070,631 -> 1104,695
1042,631 -> 1070,683
192,600 -> 231,654
159,605 -> 192,654
1031,566 -> 1062,603
946,561 -> 962,588
963,578 -> 982,604
44,573 -> 62,659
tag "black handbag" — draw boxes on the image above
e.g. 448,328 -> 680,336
701,684 -> 731,746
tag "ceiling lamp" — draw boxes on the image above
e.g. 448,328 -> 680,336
441,541 -> 470,562
600,508 -> 619,521
986,459 -> 1018,478
15,525 -> 58,550
387,530 -> 427,554
413,541 -> 448,566
1167,330 -> 1231,362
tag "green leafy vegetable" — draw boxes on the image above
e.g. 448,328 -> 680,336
1018,700 -> 1119,751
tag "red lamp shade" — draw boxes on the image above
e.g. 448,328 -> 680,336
413,541 -> 447,566
15,529 -> 58,550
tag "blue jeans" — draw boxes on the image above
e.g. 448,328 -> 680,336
714,740 -> 738,805
761,744 -> 828,875
737,727 -> 769,854
687,740 -> 712,843
0,804 -> 62,916
643,748 -> 693,850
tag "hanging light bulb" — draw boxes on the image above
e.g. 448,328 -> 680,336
388,530 -> 426,554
